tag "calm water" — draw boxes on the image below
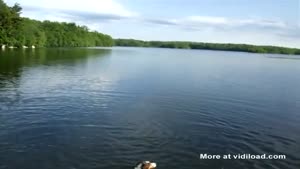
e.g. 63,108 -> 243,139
0,47 -> 300,169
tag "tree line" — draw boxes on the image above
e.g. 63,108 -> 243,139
114,39 -> 300,55
0,0 -> 113,48
1,0 -> 299,54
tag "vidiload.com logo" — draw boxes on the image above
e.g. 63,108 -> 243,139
200,154 -> 287,160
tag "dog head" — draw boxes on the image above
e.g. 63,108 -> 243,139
134,161 -> 157,169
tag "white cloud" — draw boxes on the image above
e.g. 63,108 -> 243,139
185,16 -> 228,25
11,0 -> 134,17
148,16 -> 289,30
5,0 -> 137,25
4,0 -> 292,32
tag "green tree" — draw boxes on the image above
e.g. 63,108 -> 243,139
0,1 -> 113,48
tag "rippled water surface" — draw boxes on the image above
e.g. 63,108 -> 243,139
0,47 -> 300,169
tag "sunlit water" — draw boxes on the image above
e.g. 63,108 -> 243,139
0,47 -> 299,169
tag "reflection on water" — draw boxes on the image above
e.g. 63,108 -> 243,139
0,48 -> 111,80
0,47 -> 300,169
266,56 -> 300,60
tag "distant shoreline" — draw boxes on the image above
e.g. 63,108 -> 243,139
1,0 -> 300,55
114,39 -> 300,55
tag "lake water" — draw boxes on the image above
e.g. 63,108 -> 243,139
0,47 -> 299,169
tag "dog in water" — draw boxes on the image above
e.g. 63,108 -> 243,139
134,161 -> 157,169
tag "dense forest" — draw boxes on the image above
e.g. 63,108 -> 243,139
114,39 -> 300,55
0,0 -> 113,48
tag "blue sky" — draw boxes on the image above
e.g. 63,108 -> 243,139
5,0 -> 300,47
